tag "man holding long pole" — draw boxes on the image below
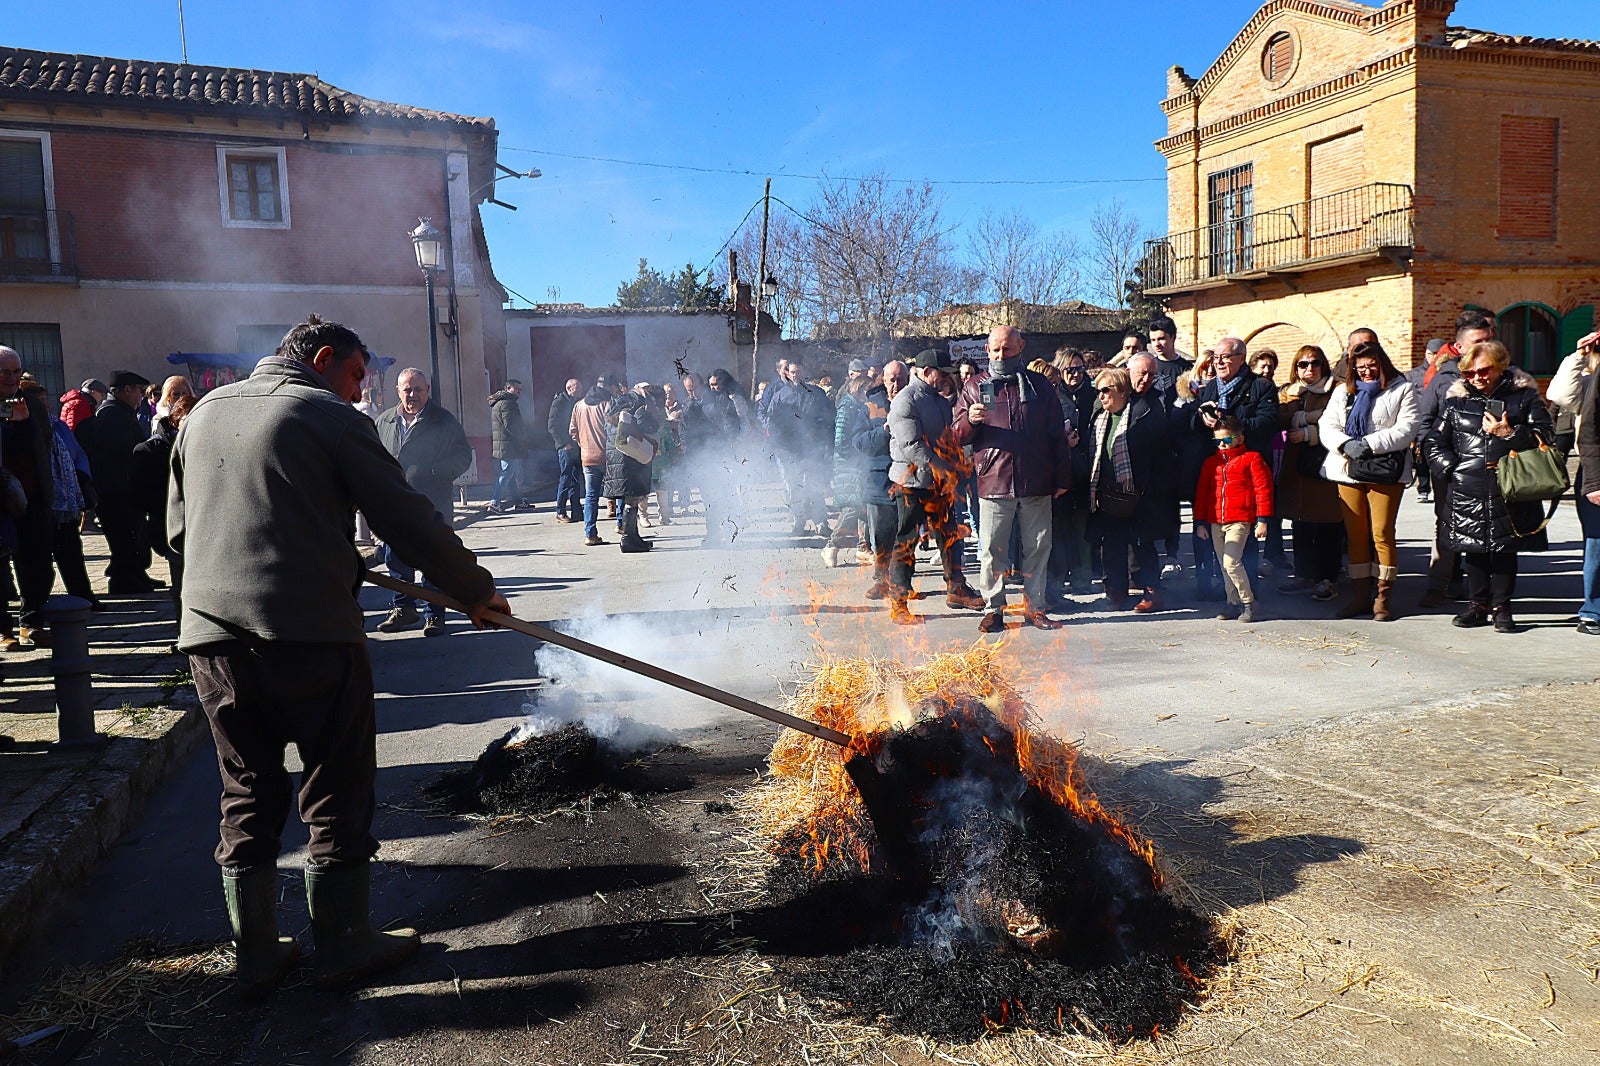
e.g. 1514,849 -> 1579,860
169,314 -> 507,997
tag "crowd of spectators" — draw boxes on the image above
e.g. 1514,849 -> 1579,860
475,308 -> 1600,637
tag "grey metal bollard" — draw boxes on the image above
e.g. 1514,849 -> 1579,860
43,595 -> 100,749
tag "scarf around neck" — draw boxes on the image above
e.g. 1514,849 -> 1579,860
1346,379 -> 1382,437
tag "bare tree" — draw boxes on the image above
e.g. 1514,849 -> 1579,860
801,174 -> 974,354
967,209 -> 1083,307
1087,198 -> 1151,311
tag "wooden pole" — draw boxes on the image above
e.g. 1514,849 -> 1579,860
751,177 -> 771,400
363,571 -> 853,748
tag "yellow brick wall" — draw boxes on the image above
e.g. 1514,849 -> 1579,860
1167,267 -> 1414,368
1154,1 -> 1600,372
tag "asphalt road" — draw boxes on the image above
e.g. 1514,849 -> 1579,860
3,479 -> 1596,1064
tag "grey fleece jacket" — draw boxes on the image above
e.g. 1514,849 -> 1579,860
169,357 -> 494,650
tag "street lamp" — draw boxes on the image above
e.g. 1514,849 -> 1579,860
761,274 -> 779,301
408,217 -> 444,399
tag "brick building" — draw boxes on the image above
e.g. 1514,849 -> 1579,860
0,46 -> 508,452
1145,0 -> 1599,376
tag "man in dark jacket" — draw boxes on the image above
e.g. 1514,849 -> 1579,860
88,369 -> 158,594
170,315 -> 506,996
1189,338 -> 1279,456
0,348 -> 58,644
953,327 -> 1071,631
763,357 -> 835,534
373,369 -> 474,636
547,378 -> 582,523
487,379 -> 531,513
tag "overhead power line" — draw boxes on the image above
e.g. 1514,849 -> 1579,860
500,146 -> 1162,187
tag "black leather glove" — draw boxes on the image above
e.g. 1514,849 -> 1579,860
1340,438 -> 1373,459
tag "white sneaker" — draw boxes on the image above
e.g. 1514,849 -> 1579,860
820,545 -> 840,568
1161,562 -> 1183,579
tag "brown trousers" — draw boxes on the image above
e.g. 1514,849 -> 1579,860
190,641 -> 379,870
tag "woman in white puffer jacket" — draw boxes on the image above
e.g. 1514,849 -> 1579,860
1317,340 -> 1421,622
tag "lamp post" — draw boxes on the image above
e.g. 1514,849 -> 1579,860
408,217 -> 444,401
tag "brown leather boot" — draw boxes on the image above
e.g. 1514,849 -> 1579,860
1373,580 -> 1396,622
1336,578 -> 1373,619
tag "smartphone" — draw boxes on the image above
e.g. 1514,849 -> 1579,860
1199,400 -> 1220,420
979,381 -> 996,405
1485,399 -> 1506,419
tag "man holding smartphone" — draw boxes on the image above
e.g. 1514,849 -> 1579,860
953,326 -> 1073,632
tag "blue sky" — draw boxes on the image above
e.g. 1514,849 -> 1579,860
8,1 -> 1595,311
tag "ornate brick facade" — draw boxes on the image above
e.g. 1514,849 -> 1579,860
1150,0 -> 1599,378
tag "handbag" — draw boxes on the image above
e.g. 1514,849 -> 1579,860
1498,431 -> 1569,504
0,469 -> 24,519
616,433 -> 657,465
1348,450 -> 1403,485
1295,442 -> 1328,478
1096,485 -> 1142,519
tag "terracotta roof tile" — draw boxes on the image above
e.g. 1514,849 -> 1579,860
0,46 -> 494,132
1443,26 -> 1600,56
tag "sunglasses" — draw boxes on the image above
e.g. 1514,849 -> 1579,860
1064,366 -> 1085,373
1215,436 -> 1242,447
1097,386 -> 1120,394
1295,361 -> 1320,369
1461,367 -> 1496,379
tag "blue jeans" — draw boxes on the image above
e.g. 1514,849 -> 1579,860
1579,490 -> 1600,622
385,543 -> 442,620
491,458 -> 519,508
556,447 -> 582,519
583,464 -> 605,539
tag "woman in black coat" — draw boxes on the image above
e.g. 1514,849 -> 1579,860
1422,341 -> 1554,632
1089,367 -> 1172,611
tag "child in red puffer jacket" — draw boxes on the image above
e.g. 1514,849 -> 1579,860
1195,416 -> 1275,622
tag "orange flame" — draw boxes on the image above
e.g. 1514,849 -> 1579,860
760,647 -> 1161,889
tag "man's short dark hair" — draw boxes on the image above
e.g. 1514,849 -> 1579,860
1455,310 -> 1495,336
1124,331 -> 1149,346
504,378 -> 522,389
276,314 -> 367,367
1149,315 -> 1177,336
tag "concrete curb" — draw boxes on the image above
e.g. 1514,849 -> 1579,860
0,702 -> 208,976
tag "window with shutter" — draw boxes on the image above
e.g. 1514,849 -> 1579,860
1262,32 -> 1295,84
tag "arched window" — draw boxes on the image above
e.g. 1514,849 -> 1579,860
1496,303 -> 1561,376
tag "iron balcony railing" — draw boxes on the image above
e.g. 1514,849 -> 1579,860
1142,182 -> 1413,291
0,209 -> 78,279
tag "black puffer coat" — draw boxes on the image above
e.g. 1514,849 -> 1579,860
1423,368 -> 1554,554
602,392 -> 661,499
489,391 -> 530,461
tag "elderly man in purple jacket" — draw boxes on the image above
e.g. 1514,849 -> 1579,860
953,326 -> 1073,632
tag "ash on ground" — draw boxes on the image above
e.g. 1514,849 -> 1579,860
427,722 -> 678,818
753,702 -> 1224,1042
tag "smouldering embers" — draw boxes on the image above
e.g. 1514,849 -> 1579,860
752,647 -> 1222,1040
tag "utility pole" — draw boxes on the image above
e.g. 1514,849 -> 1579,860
751,177 -> 771,400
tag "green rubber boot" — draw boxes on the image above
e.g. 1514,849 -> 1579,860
221,866 -> 300,999
304,861 -> 420,987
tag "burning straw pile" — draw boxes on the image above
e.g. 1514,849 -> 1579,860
740,646 -> 1224,1042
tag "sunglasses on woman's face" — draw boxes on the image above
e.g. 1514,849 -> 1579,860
1461,367 -> 1495,379
1097,386 -> 1120,395
1296,361 -> 1319,369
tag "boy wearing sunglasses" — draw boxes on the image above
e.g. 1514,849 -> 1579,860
1194,416 -> 1275,622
